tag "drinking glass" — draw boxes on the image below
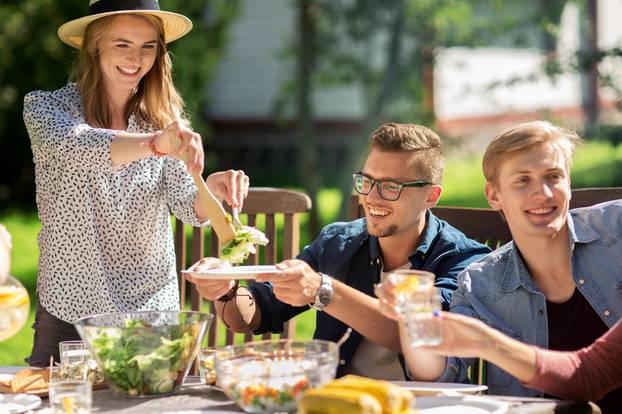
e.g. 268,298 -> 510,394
49,380 -> 92,414
59,341 -> 90,366
198,347 -> 219,386
59,340 -> 104,383
0,275 -> 30,341
388,269 -> 435,312
402,287 -> 442,347
387,269 -> 441,346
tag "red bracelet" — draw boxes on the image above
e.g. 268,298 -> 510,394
147,132 -> 167,157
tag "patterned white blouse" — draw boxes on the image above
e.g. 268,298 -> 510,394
24,83 -> 202,323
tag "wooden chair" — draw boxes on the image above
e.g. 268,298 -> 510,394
175,187 -> 312,346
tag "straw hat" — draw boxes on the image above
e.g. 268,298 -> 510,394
58,0 -> 193,49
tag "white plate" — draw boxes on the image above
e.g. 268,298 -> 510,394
392,381 -> 488,396
415,396 -> 508,414
182,265 -> 281,280
0,393 -> 42,413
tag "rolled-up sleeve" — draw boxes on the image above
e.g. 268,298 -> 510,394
163,157 -> 204,226
24,90 -> 115,172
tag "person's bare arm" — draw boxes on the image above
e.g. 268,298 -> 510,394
417,312 -> 537,382
185,258 -> 261,333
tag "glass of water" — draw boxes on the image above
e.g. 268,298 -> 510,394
388,269 -> 435,312
49,380 -> 92,414
402,287 -> 442,347
198,347 -> 219,386
59,341 -> 90,366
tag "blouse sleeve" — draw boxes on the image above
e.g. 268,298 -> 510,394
525,319 -> 622,401
23,90 -> 115,172
162,156 -> 205,227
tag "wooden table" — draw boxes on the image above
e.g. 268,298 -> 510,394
0,366 -> 601,413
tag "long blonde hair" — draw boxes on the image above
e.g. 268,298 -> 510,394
71,14 -> 185,129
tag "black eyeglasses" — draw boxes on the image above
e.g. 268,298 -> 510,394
352,172 -> 432,201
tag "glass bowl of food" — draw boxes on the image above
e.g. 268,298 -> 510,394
215,339 -> 339,413
75,310 -> 212,397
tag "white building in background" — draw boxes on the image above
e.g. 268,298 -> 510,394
206,0 -> 622,171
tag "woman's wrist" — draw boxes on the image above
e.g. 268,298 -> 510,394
146,131 -> 167,157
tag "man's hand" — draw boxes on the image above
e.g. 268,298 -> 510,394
255,259 -> 322,306
184,257 -> 235,301
374,274 -> 403,321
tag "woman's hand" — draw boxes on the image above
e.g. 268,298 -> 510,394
418,312 -> 495,358
155,120 -> 204,175
185,257 -> 235,301
206,170 -> 250,210
374,274 -> 403,321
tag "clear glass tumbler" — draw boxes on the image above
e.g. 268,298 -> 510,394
402,287 -> 442,347
388,269 -> 435,312
49,380 -> 92,414
59,340 -> 90,366
198,347 -> 219,386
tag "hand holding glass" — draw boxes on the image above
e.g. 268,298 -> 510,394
388,269 -> 442,347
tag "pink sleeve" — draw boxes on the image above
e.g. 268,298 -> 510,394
525,320 -> 622,401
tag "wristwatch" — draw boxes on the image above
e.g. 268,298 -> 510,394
310,273 -> 334,311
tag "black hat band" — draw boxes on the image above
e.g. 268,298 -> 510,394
89,0 -> 161,16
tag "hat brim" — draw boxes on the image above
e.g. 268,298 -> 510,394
58,10 -> 193,49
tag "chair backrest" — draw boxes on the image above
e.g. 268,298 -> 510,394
569,187 -> 622,208
348,194 -> 510,248
175,187 -> 312,346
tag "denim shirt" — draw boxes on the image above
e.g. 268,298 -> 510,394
249,211 -> 491,377
442,200 -> 622,396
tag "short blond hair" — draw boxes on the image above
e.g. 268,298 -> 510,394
482,121 -> 581,184
370,123 -> 444,184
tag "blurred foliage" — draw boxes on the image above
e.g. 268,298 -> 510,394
0,0 -> 239,209
285,0 -> 559,217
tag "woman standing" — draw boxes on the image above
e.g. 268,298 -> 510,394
23,0 -> 248,365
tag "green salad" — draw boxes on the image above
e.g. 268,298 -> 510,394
220,222 -> 269,264
90,319 -> 194,396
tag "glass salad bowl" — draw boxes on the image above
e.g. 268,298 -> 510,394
215,339 -> 339,413
75,310 -> 212,397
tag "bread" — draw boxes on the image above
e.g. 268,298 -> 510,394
1,368 -> 51,393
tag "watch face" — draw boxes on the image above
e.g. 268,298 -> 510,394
318,284 -> 333,306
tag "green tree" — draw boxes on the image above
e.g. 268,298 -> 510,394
0,0 -> 239,209
310,0 -> 512,217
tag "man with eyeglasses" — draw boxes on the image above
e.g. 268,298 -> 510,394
186,123 -> 490,380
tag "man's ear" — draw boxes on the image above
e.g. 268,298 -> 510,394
426,185 -> 443,208
485,181 -> 502,211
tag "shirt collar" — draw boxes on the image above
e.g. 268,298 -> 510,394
367,209 -> 437,265
500,211 -> 599,292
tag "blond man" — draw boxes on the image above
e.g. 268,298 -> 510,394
378,121 -> 622,410
187,123 -> 490,380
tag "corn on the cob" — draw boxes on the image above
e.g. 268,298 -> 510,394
298,387 -> 382,414
398,388 -> 414,412
325,375 -> 410,414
